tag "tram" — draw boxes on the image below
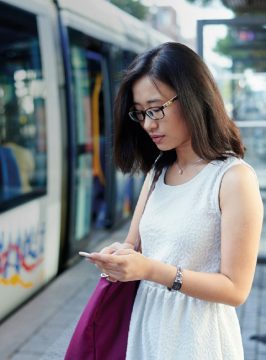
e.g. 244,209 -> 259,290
0,0 -> 170,321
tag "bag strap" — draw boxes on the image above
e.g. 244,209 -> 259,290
135,168 -> 161,252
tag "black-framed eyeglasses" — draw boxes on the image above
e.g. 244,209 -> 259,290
128,95 -> 178,123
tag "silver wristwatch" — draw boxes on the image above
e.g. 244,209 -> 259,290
168,266 -> 183,291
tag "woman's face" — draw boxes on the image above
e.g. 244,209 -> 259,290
131,76 -> 191,152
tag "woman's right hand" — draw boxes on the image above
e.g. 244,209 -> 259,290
95,242 -> 134,282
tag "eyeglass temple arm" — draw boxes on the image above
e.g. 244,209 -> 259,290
162,95 -> 178,109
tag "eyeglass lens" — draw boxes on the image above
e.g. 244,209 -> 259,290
130,107 -> 164,122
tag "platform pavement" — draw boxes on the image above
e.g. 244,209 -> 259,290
0,221 -> 265,360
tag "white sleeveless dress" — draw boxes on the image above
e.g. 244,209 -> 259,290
126,156 -> 253,360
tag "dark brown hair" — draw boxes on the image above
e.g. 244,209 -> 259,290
114,42 -> 245,174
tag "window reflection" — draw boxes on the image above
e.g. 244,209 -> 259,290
203,24 -> 266,121
0,3 -> 47,206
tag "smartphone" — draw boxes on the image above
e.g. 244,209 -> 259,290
79,251 -> 91,258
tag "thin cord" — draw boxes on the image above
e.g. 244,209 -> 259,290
175,158 -> 203,175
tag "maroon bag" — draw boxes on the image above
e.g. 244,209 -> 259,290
64,276 -> 139,360
64,170 -> 159,360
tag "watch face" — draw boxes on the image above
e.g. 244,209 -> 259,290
172,281 -> 182,291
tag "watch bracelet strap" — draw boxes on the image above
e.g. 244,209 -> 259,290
167,265 -> 183,291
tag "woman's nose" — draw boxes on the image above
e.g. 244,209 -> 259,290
142,117 -> 159,132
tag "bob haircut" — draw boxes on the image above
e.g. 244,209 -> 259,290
114,42 -> 245,174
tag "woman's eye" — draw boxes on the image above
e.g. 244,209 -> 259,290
147,108 -> 160,115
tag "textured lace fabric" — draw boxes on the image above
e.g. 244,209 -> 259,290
126,156 -> 254,360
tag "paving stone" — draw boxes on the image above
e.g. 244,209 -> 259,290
10,352 -> 41,360
19,326 -> 63,353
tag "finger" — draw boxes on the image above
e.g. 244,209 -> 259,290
113,249 -> 135,256
100,242 -> 122,254
86,259 -> 108,274
88,253 -> 113,262
92,261 -> 109,272
101,263 -> 122,274
90,258 -> 113,269
100,247 -> 116,255
120,243 -> 134,250
89,253 -> 125,265
105,269 -> 125,281
100,271 -> 118,283
88,254 -> 124,270
86,258 -> 102,267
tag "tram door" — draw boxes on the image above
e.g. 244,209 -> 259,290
86,52 -> 109,230
65,32 -> 112,260
198,18 -> 266,260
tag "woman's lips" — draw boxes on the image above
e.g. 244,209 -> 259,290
150,135 -> 165,144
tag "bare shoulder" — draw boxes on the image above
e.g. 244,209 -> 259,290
222,163 -> 258,187
220,162 -> 262,210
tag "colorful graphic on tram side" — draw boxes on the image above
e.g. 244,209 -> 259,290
0,212 -> 45,289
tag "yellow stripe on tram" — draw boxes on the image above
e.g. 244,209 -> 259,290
91,73 -> 105,186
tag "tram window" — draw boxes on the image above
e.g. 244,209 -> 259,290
68,28 -> 106,235
0,3 -> 47,210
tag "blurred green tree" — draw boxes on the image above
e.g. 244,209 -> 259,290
214,28 -> 266,72
109,0 -> 148,20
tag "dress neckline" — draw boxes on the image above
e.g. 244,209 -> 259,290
162,161 -> 215,188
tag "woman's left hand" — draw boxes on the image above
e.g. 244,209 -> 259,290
87,249 -> 150,282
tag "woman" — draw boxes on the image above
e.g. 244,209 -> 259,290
87,43 -> 263,359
